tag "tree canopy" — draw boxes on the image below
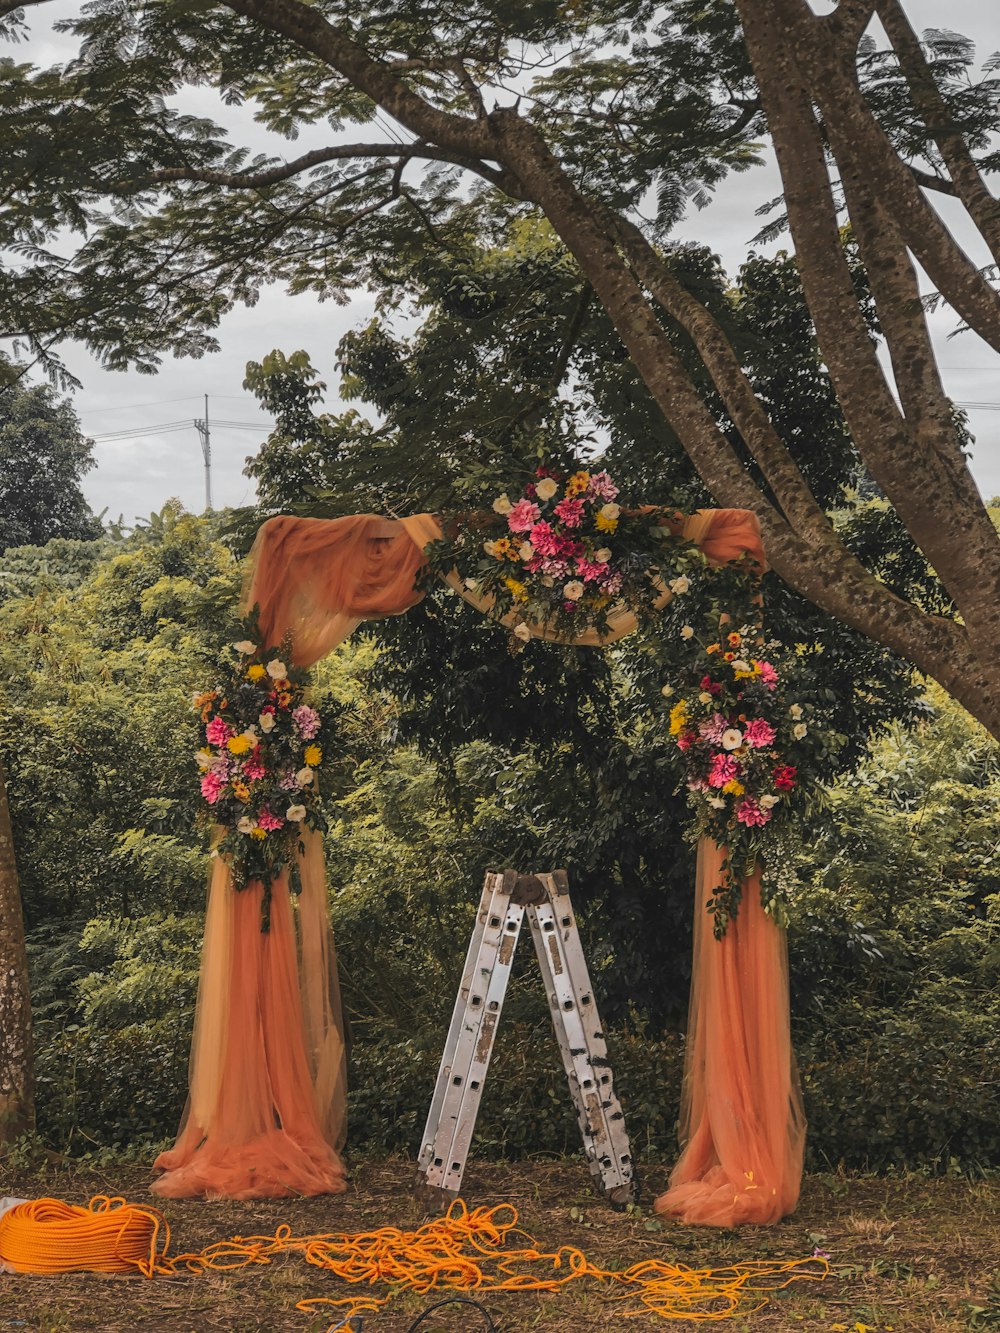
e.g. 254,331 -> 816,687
0,371 -> 102,552
2,0 -> 1000,731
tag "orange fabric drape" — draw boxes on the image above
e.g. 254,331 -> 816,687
154,515 -> 433,1200
652,842 -> 805,1225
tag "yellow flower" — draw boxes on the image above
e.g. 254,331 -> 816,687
303,744 -> 322,767
247,664 -> 267,681
595,512 -> 618,533
566,470 -> 591,496
722,779 -> 745,796
250,826 -> 268,840
668,701 -> 689,735
504,576 -> 529,602
227,734 -> 253,755
734,669 -> 756,680
706,643 -> 721,654
233,780 -> 250,803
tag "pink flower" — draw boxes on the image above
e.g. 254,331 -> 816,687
209,754 -> 230,778
293,704 -> 321,739
279,769 -> 300,790
743,718 -> 776,749
562,600 -> 578,612
676,731 -> 696,751
687,775 -> 709,790
243,750 -> 267,781
700,713 -> 729,744
529,521 -> 560,556
257,809 -> 284,831
507,498 -> 540,532
575,557 -> 607,583
700,674 -> 722,696
756,660 -> 778,689
708,753 -> 740,788
541,557 -> 570,578
601,570 -> 623,595
587,471 -> 619,502
206,716 -> 233,747
553,497 -> 585,527
736,797 -> 771,827
200,772 -> 225,804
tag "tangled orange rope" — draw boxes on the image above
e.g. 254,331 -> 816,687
0,1195 -> 828,1327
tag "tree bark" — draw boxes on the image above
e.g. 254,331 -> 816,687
0,758 -> 33,1143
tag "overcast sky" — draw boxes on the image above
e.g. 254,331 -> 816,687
20,1 -> 1000,521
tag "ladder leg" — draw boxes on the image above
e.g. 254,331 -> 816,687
529,872 -> 637,1208
415,869 -> 524,1206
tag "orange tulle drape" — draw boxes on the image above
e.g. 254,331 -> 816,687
652,842 -> 805,1225
153,515 -> 434,1199
156,507 -> 804,1222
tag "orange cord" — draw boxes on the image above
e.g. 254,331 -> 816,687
0,1196 -> 828,1327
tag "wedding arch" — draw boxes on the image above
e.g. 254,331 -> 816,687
151,507 -> 805,1228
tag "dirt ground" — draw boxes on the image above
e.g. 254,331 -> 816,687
0,1160 -> 997,1332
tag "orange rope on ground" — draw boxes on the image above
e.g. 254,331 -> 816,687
0,1196 -> 828,1327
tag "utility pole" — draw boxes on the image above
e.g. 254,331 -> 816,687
193,394 -> 212,511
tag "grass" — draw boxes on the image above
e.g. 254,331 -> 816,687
0,1161 -> 997,1331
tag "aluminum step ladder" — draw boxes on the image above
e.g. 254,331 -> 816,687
415,868 -> 637,1210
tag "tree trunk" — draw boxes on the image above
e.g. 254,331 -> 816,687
0,759 -> 33,1142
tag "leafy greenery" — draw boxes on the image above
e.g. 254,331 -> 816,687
0,369 -> 102,553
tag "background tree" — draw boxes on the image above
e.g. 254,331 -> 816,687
2,1 -> 1000,730
0,370 -> 102,553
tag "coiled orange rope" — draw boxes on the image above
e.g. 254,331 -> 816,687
0,1196 -> 828,1327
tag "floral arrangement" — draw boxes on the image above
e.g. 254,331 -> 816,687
663,621 -> 819,936
426,464 -> 671,642
193,615 -> 327,928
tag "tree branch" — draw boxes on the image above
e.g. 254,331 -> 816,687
141,141 -> 505,191
826,0 -> 878,49
875,0 -> 1000,262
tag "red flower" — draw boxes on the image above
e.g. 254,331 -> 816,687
773,764 -> 798,790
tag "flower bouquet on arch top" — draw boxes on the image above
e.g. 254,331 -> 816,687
663,622 -> 831,938
193,610 -> 328,929
424,462 -> 675,642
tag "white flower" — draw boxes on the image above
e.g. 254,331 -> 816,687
793,722 -> 808,739
731,658 -> 751,673
285,804 -> 307,822
789,704 -> 804,720
233,640 -> 256,655
660,684 -> 675,698
296,766 -> 315,787
266,659 -> 287,679
237,816 -> 255,835
194,750 -> 212,771
698,691 -> 713,705
760,794 -> 780,809
721,728 -> 743,751
519,541 -> 534,561
464,577 -> 478,589
600,502 -> 621,521
241,728 -> 258,745
535,477 -> 558,501
483,540 -> 499,557
492,493 -> 513,515
708,797 -> 727,810
563,580 -> 585,601
680,625 -> 695,640
669,575 -> 690,595
513,622 -> 532,642
541,575 -> 555,588
595,547 -> 612,563
259,712 -> 276,733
